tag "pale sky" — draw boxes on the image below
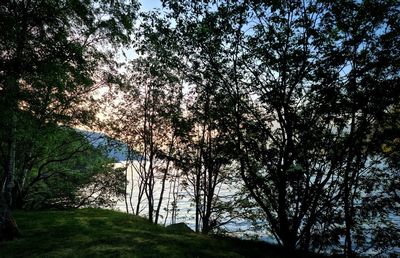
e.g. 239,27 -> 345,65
140,0 -> 162,12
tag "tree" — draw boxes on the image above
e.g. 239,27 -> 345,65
8,125 -> 125,210
150,0 -> 400,254
175,73 -> 238,234
0,0 -> 138,240
107,54 -> 183,223
321,2 -> 400,255
132,10 -> 243,232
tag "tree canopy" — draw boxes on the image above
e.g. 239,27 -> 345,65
128,0 -> 400,255
0,0 -> 138,241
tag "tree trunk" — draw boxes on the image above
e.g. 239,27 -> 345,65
195,167 -> 200,233
0,113 -> 20,241
343,109 -> 357,258
0,198 -> 20,241
5,108 -> 16,206
155,134 -> 175,224
124,148 -> 131,213
171,171 -> 179,225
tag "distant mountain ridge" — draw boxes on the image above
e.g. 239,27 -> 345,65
76,129 -> 128,162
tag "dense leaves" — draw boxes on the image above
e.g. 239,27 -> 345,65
134,0 -> 400,256
16,125 -> 125,210
1,0 -> 399,257
0,0 -> 138,241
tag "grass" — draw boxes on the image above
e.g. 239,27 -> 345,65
0,208 -> 331,258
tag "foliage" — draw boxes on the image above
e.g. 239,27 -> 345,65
21,127 -> 125,210
0,0 -> 138,240
1,0 -> 398,256
0,114 -> 125,210
139,0 -> 400,255
0,0 -> 139,126
104,49 -> 184,223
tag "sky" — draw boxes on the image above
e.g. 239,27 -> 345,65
140,0 -> 162,12
113,0 -> 163,63
87,0 -> 165,129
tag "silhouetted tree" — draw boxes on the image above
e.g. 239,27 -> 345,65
149,0 -> 400,255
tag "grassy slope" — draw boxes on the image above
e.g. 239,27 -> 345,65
0,209 -> 329,258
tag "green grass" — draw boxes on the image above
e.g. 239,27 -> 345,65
0,208 -> 330,258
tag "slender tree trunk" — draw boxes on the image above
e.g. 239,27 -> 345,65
202,130 -> 218,234
135,161 -> 146,216
147,144 -> 155,223
202,166 -> 207,233
171,171 -> 180,225
135,180 -> 144,215
343,108 -> 357,258
344,158 -> 353,258
124,148 -> 131,213
344,182 -> 353,258
155,134 -> 175,224
147,135 -> 155,223
195,165 -> 201,233
129,160 -> 136,214
163,177 -> 173,226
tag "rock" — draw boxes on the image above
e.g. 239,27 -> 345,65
166,222 -> 194,233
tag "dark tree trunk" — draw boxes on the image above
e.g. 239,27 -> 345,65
195,167 -> 200,233
0,194 -> 20,241
343,108 -> 357,258
0,109 -> 20,241
124,149 -> 131,213
155,134 -> 175,224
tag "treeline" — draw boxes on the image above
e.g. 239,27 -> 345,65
1,0 -> 399,257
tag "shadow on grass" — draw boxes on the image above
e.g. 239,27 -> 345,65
0,209 -> 335,258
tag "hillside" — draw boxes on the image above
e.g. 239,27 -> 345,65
79,130 -> 129,162
0,209 -> 332,258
